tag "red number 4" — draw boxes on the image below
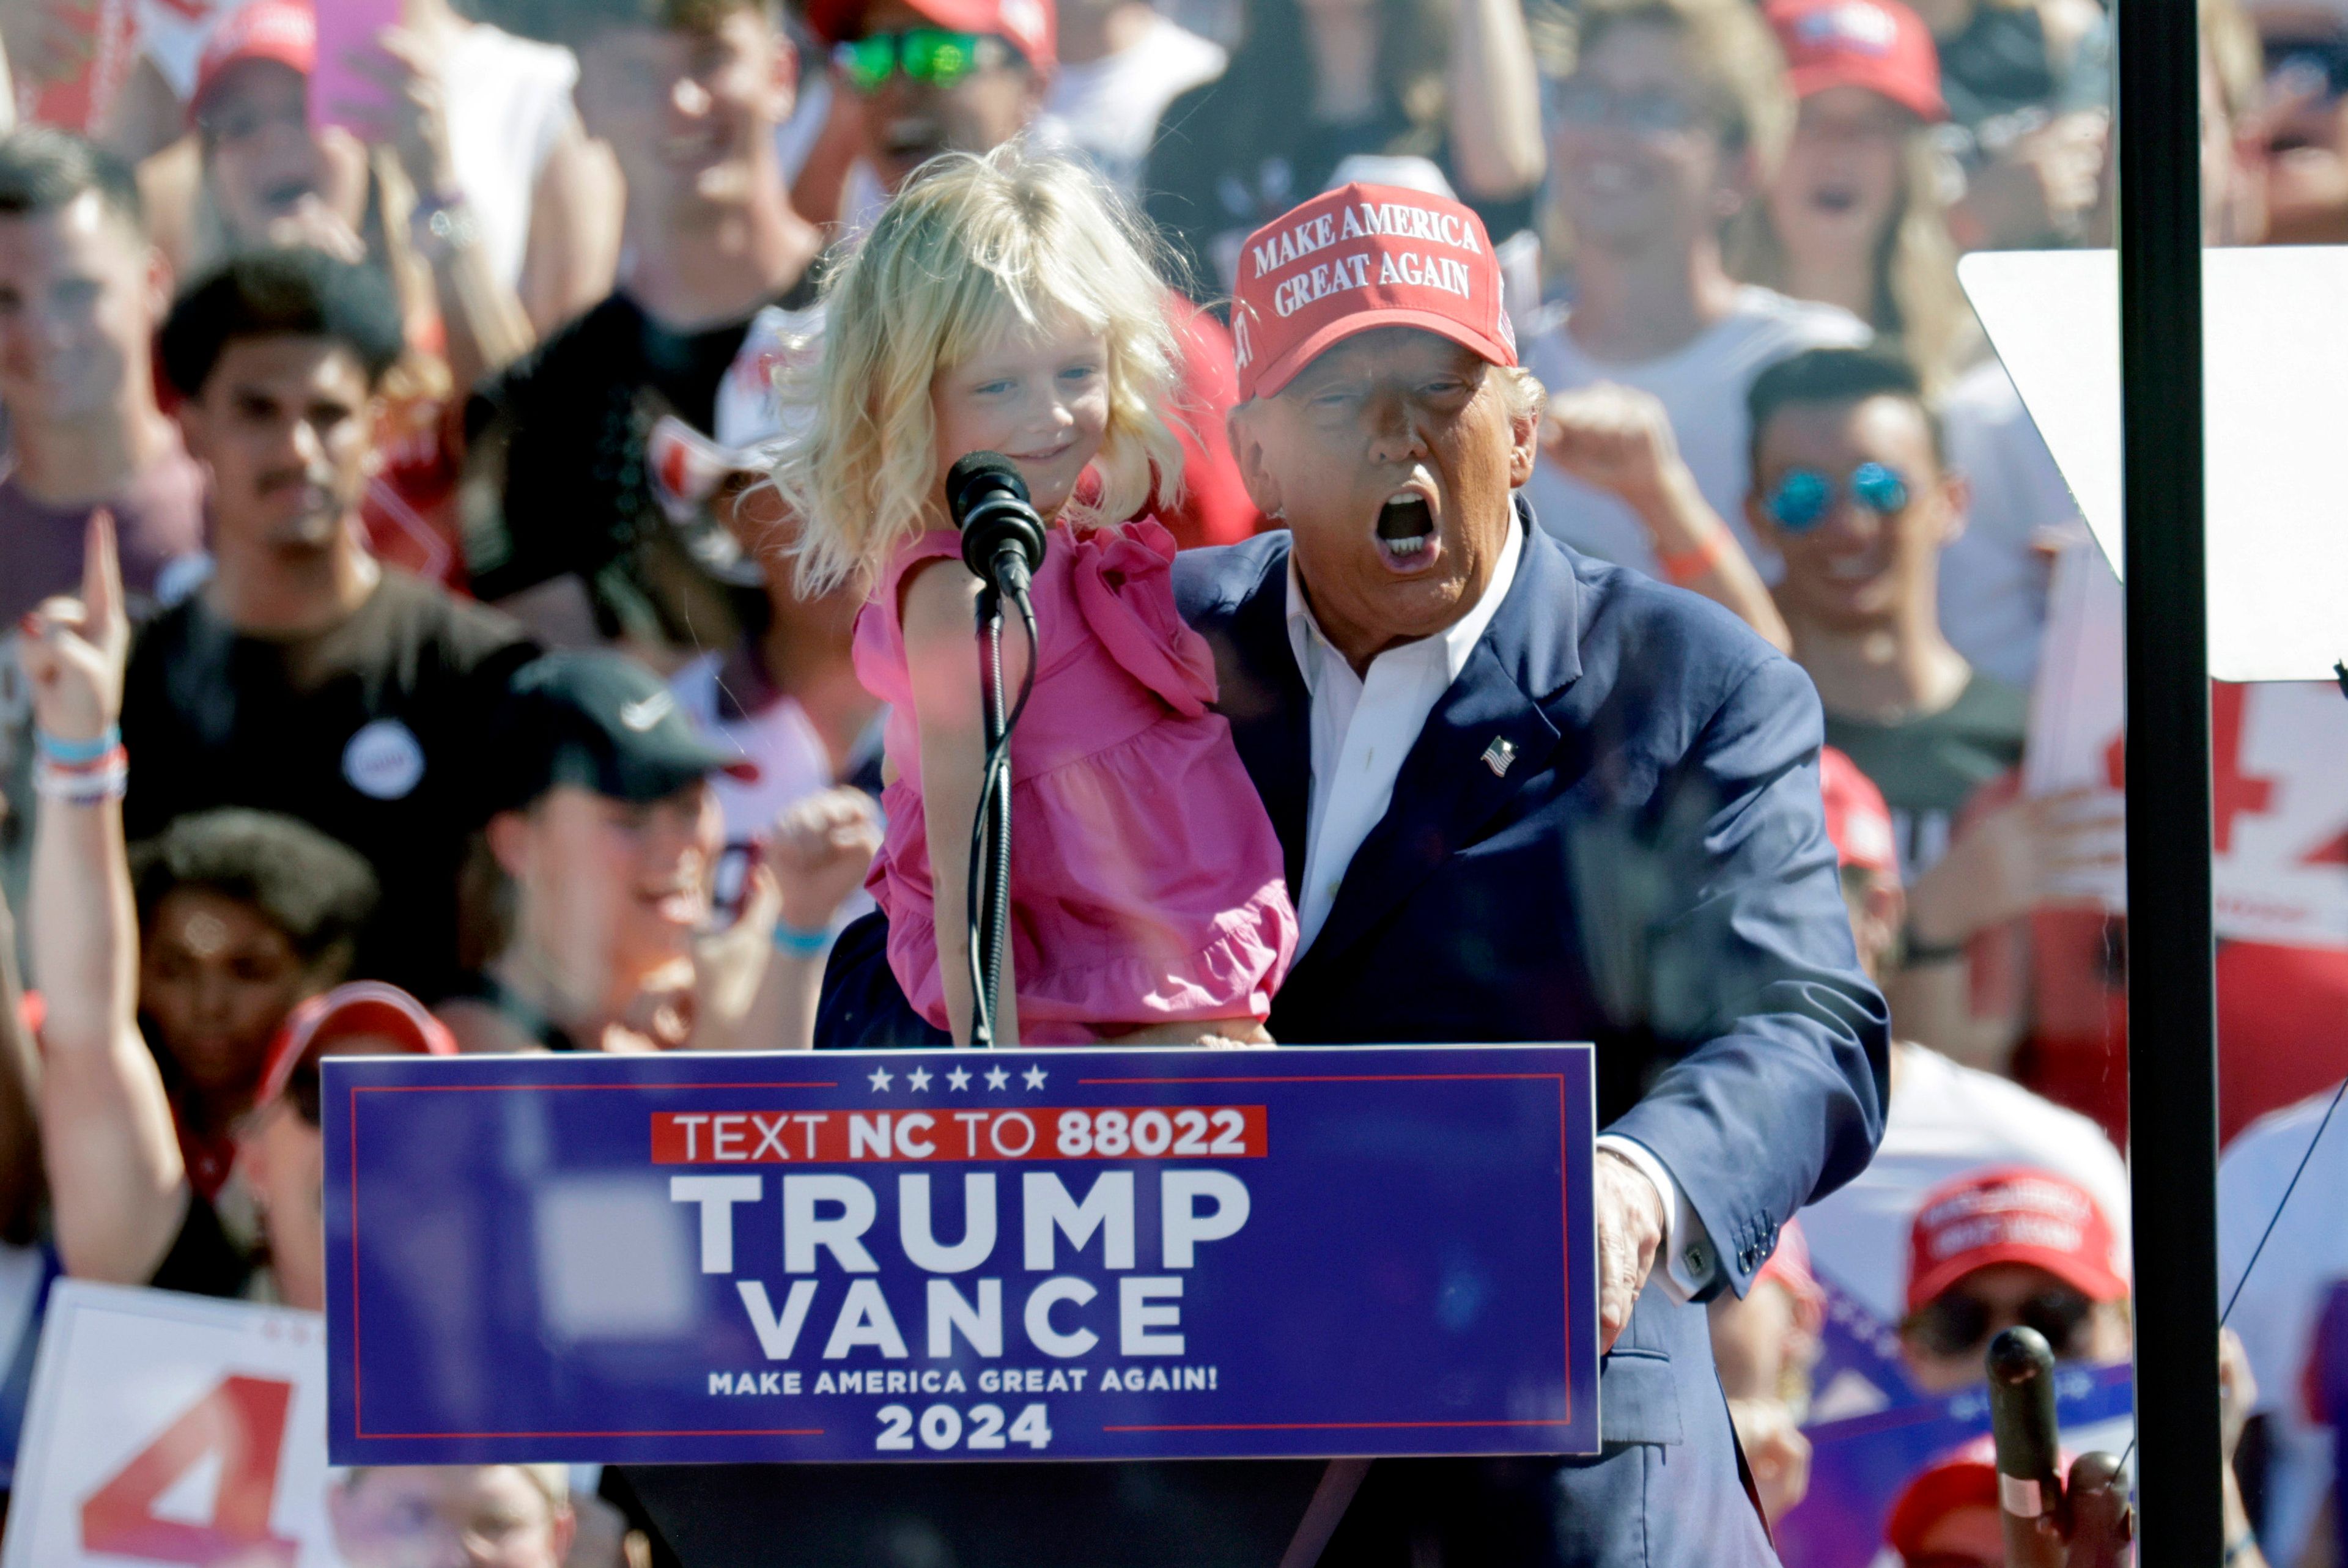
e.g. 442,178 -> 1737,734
79,1375 -> 300,1566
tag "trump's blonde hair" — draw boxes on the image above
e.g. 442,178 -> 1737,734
775,143 -> 1186,597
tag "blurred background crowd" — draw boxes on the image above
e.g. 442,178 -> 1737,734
0,0 -> 2339,1560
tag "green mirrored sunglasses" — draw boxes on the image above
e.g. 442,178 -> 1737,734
835,28 -> 1006,91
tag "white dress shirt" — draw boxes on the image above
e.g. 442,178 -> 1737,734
1282,520 -> 1716,1300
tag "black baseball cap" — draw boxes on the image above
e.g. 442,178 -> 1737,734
492,652 -> 756,814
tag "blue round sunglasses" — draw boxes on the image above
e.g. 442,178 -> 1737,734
1764,462 -> 1910,531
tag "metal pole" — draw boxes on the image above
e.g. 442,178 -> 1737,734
2116,0 -> 2221,1553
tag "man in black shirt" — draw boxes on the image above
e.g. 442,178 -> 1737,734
1745,348 -> 2029,884
463,0 -> 824,658
1744,347 -> 2120,1066
122,250 -> 537,1002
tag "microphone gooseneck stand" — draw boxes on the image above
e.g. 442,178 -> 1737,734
947,452 -> 1048,1048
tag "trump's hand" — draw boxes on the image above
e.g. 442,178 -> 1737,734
1594,1147 -> 1666,1353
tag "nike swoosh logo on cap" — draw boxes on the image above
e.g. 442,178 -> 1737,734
619,692 -> 675,732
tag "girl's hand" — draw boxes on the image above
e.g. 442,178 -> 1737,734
20,510 -> 128,743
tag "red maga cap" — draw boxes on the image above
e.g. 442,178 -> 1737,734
1820,745 -> 1900,885
1884,1434 -> 2083,1558
256,980 -> 456,1111
1229,183 -> 1516,404
807,0 -> 1055,69
191,0 -> 316,125
1905,1166 -> 2128,1314
1767,0 -> 1947,123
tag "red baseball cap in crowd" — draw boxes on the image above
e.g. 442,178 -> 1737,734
190,0 -> 316,126
1904,1166 -> 2128,1316
807,0 -> 1055,70
1820,745 -> 1900,885
1766,0 -> 1947,123
256,981 -> 456,1115
1884,1434 -> 2080,1562
1228,182 -> 1517,404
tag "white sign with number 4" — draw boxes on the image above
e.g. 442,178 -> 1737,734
0,1280 -> 344,1568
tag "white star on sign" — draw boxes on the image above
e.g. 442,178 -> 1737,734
907,1067 -> 932,1092
1022,1065 -> 1049,1090
984,1066 -> 1010,1090
948,1067 -> 972,1091
867,1066 -> 893,1091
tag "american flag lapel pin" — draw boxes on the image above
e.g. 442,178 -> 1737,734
1482,737 -> 1518,778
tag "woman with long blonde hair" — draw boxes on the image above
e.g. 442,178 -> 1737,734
770,143 -> 1296,1047
1729,0 -> 1979,391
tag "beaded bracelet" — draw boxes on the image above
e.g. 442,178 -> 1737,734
35,743 -> 127,804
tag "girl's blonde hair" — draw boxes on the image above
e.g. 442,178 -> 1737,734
775,142 -> 1186,597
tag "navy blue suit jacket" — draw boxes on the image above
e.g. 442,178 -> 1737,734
818,509 -> 1889,1565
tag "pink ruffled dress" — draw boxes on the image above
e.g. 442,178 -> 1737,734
854,519 -> 1298,1044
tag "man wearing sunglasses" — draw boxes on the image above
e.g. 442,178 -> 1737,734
1897,1166 -> 2130,1394
1738,348 -> 2122,1083
807,0 -> 1056,199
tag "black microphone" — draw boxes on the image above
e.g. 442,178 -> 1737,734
947,451 -> 1049,600
1988,1326 -> 2066,1568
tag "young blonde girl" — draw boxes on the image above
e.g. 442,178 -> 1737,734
773,144 -> 1296,1047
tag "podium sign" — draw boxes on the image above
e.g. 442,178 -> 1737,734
323,1044 -> 1600,1466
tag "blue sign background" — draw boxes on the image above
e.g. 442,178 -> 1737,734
323,1044 -> 1599,1465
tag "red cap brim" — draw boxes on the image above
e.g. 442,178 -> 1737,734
1785,63 -> 1947,123
1907,1243 -> 2130,1317
257,981 -> 456,1110
1246,309 -> 1517,403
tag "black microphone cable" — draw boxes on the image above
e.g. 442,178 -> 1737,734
947,453 -> 1049,1047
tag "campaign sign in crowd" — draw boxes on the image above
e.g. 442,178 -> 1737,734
324,1045 -> 1601,1465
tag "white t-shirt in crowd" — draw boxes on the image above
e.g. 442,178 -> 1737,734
1519,285 -> 1869,578
1801,1040 -> 2132,1324
1937,356 -> 2080,691
1044,15 -> 1226,191
442,24 -> 581,292
2220,1084 -> 2348,1567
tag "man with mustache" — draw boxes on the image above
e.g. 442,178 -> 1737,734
119,248 -> 537,1001
820,182 -> 1888,1565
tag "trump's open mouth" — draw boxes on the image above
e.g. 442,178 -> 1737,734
1375,490 -> 1441,573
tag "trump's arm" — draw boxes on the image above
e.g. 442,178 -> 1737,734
1602,652 -> 1891,1299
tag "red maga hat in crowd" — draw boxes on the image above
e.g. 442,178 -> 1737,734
1904,1165 -> 2128,1314
1820,745 -> 1900,885
1228,182 -> 1517,403
190,0 -> 316,125
1766,0 -> 1947,123
1884,1434 -> 2081,1561
256,980 -> 456,1111
807,0 -> 1056,70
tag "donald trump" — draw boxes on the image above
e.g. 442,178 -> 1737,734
822,180 -> 1889,1566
